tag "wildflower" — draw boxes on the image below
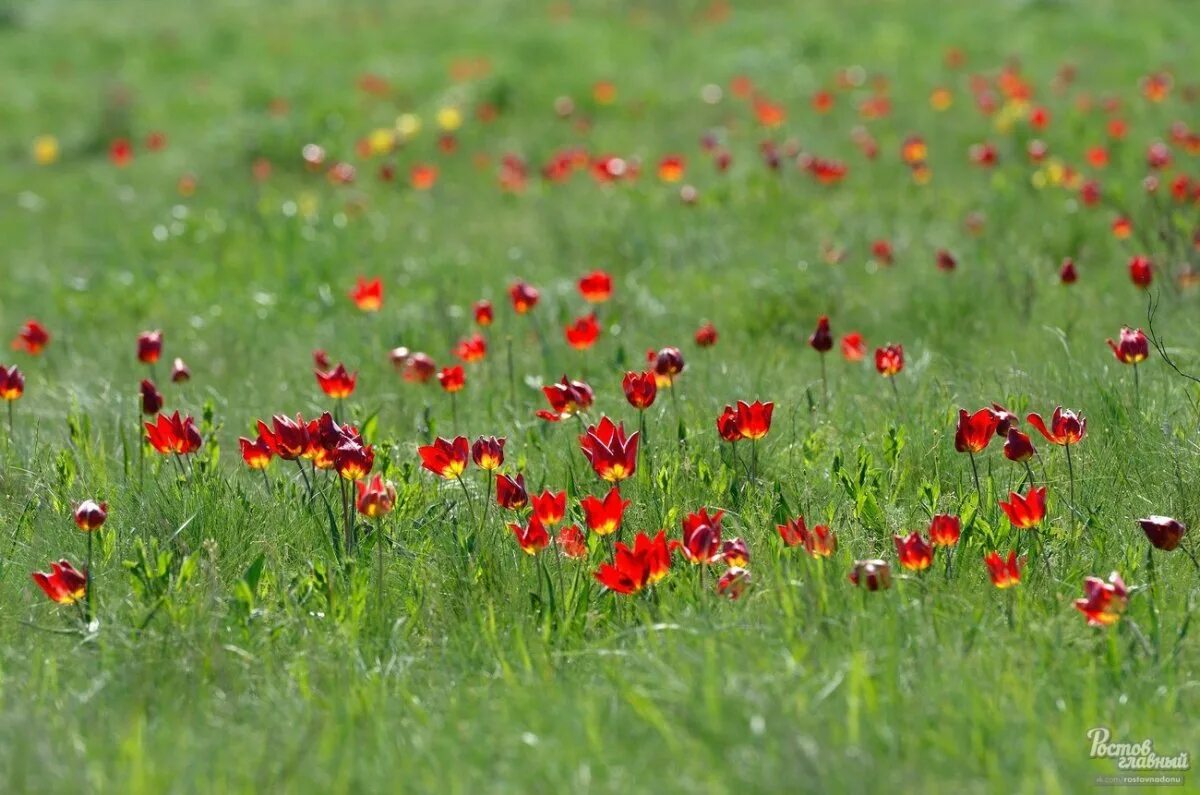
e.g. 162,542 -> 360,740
984,551 -> 1023,588
695,322 -> 718,347
144,411 -> 202,455
578,417 -> 638,481
315,363 -> 357,399
849,559 -> 891,590
510,516 -> 550,555
1026,407 -> 1086,446
73,500 -> 108,531
680,507 -> 724,564
495,473 -> 529,510
437,366 -> 465,393
1137,516 -> 1187,552
1003,428 -> 1035,462
1074,572 -> 1128,627
32,560 -> 88,604
717,567 -> 751,599
417,436 -> 470,479
622,371 -> 657,410
594,531 -> 672,594
928,514 -> 961,546
137,330 -> 164,364
841,333 -> 866,362
509,281 -> 540,314
11,321 -> 50,355
471,436 -> 505,471
356,475 -> 397,517
874,344 -> 904,377
894,532 -> 934,571
999,486 -> 1048,529
1106,327 -> 1149,364
349,277 -> 383,311
580,486 -> 630,536
531,490 -> 567,526
565,314 -> 601,350
239,436 -> 273,469
140,380 -> 164,415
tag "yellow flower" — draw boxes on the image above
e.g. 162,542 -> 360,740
33,135 -> 60,165
395,113 -> 421,140
436,107 -> 462,132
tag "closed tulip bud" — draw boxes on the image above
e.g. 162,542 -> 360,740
1059,258 -> 1078,284
509,280 -> 540,314
471,436 -> 506,471
694,322 -> 718,347
716,567 -> 751,599
849,559 -> 891,591
622,371 -> 657,410
1003,427 -> 1035,462
473,300 -> 494,326
137,330 -> 164,364
1106,326 -> 1149,365
721,537 -> 750,567
1137,515 -> 1187,552
73,500 -> 108,531
495,472 -> 529,510
808,315 -> 833,353
140,379 -> 164,415
171,357 -> 191,383
928,514 -> 961,546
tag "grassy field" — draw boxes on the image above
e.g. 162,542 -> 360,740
2,0 -> 1200,792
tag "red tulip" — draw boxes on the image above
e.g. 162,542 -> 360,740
990,404 -> 1018,436
580,486 -> 630,536
777,516 -> 807,546
556,525 -> 588,558
721,537 -> 750,568
257,414 -> 309,460
808,316 -> 833,353
454,333 -> 488,364
871,239 -> 894,266
509,281 -> 540,314
417,436 -> 470,479
495,473 -> 529,510
144,411 -> 202,455
12,320 -> 50,355
316,363 -> 357,399
109,138 -> 133,167
1138,515 -> 1187,552
137,330 -> 164,364
402,352 -> 437,383
955,408 -> 1000,454
578,417 -> 638,482
622,371 -> 657,410
1003,427 -> 1035,462
239,436 -> 273,469
874,344 -> 904,377
0,365 -> 24,401
805,524 -> 837,558
1026,407 -> 1086,446
410,163 -> 438,190
928,514 -> 961,547
565,313 -> 601,350
473,300 -> 494,326
999,486 -> 1047,529
936,249 -> 958,271
1106,327 -> 1149,364
716,567 -> 751,599
647,347 -> 685,387
694,322 -> 718,347
471,436 -> 505,471
731,400 -> 774,440
894,532 -> 934,571
716,405 -> 743,442
356,475 -> 397,517
578,270 -> 613,303
437,365 -> 465,393
32,559 -> 88,604
1129,255 -> 1153,288
1059,258 -> 1078,285
680,507 -> 724,564
1074,572 -> 1128,627
841,333 -> 866,362
848,559 -> 891,590
349,276 -> 383,312
539,376 -> 594,421
73,500 -> 108,531
510,515 -> 550,555
657,155 -> 685,183
334,439 -> 374,480
313,349 -> 331,370
594,531 -> 672,594
531,490 -> 567,526
140,379 -> 164,415
984,551 -> 1023,588
170,358 -> 190,383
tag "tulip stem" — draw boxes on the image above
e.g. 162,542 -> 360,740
376,519 -> 385,621
888,377 -> 899,404
819,354 -> 828,408
6,400 -> 12,438
1133,362 -> 1141,411
479,473 -> 493,551
85,529 -> 94,624
1064,443 -> 1077,535
968,452 -> 983,508
295,459 -> 314,502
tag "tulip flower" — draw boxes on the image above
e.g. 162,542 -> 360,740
874,343 -> 904,380
313,349 -> 331,370
73,500 -> 108,531
170,358 -> 190,383
538,376 -> 594,421
1074,572 -> 1128,627
1129,256 -> 1153,288
990,404 -> 1017,436
928,514 -> 961,547
454,334 -> 487,364
471,436 -> 505,471
579,416 -> 638,482
145,411 -> 202,456
11,320 -> 50,355
473,300 -> 494,326
531,490 -> 567,526
137,330 -> 164,365
1107,327 -> 1149,365
580,486 -> 630,536
694,322 -> 718,347
777,516 -> 808,547
349,276 -> 383,312
32,559 -> 88,605
657,155 -> 685,183
894,532 -> 934,571
1137,516 -> 1187,552
936,249 -> 958,271
848,559 -> 891,591
721,537 -> 750,568
648,347 -> 685,388
716,567 -> 751,599
140,379 -> 164,415
999,486 -> 1047,529
1059,258 -> 1078,284
594,531 -> 672,594
356,475 -> 397,517
680,507 -> 724,564
872,239 -> 894,266
955,408 -> 1000,454
334,440 -> 374,481
495,473 -> 529,510
401,352 -> 437,383
1003,428 -> 1036,482
805,524 -> 837,558
983,551 -> 1023,589
239,436 -> 273,470
622,371 -> 657,410
556,525 -> 588,559
565,313 -> 601,350
510,515 -> 550,555
316,363 -> 357,399
1027,407 -> 1085,520
578,270 -> 613,303
257,414 -> 310,460
417,436 -> 470,479
509,281 -> 540,314
841,333 -> 866,362
716,405 -> 743,443
731,400 -> 773,441
808,316 -> 833,403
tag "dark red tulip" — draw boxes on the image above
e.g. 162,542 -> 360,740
0,365 -> 24,401
170,358 -> 190,383
808,316 -> 833,353
680,507 -> 724,564
849,559 -> 891,591
137,330 -> 163,364
402,352 -> 437,383
716,405 -> 743,442
12,320 -> 50,355
471,436 -> 505,471
622,371 -> 657,410
474,300 -> 494,327
1129,256 -> 1153,288
32,559 -> 88,604
1059,259 -> 1078,285
140,379 -> 164,415
1003,427 -> 1035,462
73,500 -> 108,531
144,411 -> 202,455
509,281 -> 540,314
257,414 -> 309,460
1106,327 -> 1149,364
954,408 -> 1000,454
1027,407 -> 1086,446
694,322 -> 718,347
721,537 -> 750,567
495,473 -> 529,510
648,347 -> 685,387
1138,516 -> 1187,552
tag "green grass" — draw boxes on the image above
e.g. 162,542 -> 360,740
2,0 -> 1200,792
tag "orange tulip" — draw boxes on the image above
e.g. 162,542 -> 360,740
349,276 -> 383,312
984,551 -> 1023,588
